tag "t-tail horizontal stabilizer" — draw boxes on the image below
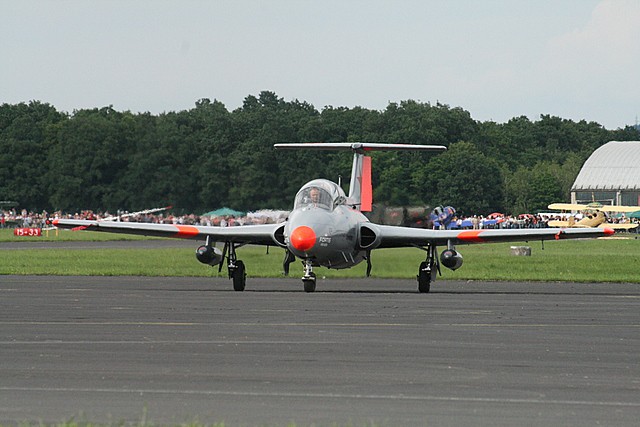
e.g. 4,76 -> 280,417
274,142 -> 446,211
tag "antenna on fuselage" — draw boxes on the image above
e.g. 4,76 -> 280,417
274,142 -> 447,212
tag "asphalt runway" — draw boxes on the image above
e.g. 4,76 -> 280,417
1,275 -> 639,426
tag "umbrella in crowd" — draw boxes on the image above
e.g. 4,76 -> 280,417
202,207 -> 245,217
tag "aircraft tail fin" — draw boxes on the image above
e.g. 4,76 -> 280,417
274,142 -> 446,211
360,155 -> 372,211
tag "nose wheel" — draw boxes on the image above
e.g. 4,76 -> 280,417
303,273 -> 316,293
302,259 -> 316,292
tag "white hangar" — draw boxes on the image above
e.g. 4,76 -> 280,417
571,141 -> 640,207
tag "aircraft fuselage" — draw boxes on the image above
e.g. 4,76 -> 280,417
284,201 -> 369,269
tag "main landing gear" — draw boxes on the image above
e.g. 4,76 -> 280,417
417,244 -> 438,293
222,242 -> 246,291
302,259 -> 316,293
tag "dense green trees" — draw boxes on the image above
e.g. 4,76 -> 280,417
1,93 -> 638,215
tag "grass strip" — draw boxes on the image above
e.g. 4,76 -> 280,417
2,235 -> 639,282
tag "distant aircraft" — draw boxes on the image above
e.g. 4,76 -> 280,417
102,206 -> 172,221
53,143 -> 613,293
547,203 -> 638,230
548,202 -> 640,213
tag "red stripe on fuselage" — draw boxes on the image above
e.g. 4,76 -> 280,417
456,230 -> 486,243
174,225 -> 199,238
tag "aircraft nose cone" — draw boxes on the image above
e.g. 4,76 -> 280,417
290,226 -> 316,252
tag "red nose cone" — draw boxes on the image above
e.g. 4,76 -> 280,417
290,226 -> 316,252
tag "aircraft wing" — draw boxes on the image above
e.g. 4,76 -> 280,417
374,225 -> 613,248
52,219 -> 281,245
548,220 -> 637,229
548,203 -> 640,213
594,206 -> 640,213
603,223 -> 639,230
548,203 -> 590,211
547,220 -> 571,227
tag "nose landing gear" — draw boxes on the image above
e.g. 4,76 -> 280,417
302,259 -> 317,293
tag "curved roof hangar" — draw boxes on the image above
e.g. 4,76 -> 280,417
572,141 -> 640,191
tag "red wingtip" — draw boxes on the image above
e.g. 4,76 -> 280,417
603,227 -> 615,236
52,219 -> 59,226
457,230 -> 486,243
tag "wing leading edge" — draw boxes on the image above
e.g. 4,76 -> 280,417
52,219 -> 281,245
374,224 -> 614,248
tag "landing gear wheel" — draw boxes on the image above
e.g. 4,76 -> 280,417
303,272 -> 316,293
417,261 -> 431,293
232,260 -> 246,291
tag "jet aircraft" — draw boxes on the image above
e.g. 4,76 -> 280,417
53,143 -> 614,293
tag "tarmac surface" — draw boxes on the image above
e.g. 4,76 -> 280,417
1,274 -> 639,426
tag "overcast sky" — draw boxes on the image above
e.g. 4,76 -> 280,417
2,0 -> 639,129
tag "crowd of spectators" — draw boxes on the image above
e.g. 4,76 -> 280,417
458,212 -> 638,229
0,208 -> 289,229
1,208 -> 638,231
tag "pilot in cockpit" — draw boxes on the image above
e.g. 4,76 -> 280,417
309,187 -> 321,205
296,185 -> 329,209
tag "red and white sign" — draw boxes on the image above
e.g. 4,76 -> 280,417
13,228 -> 42,237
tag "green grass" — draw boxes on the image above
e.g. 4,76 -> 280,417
2,228 -> 639,282
0,228 -> 157,242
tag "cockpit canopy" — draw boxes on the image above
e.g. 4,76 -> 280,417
294,179 -> 347,211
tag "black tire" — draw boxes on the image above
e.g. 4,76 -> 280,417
303,272 -> 316,293
303,280 -> 316,293
232,260 -> 246,291
417,261 -> 431,293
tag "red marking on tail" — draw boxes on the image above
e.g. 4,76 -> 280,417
360,155 -> 372,212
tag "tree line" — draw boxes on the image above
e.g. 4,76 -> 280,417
1,91 -> 639,216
